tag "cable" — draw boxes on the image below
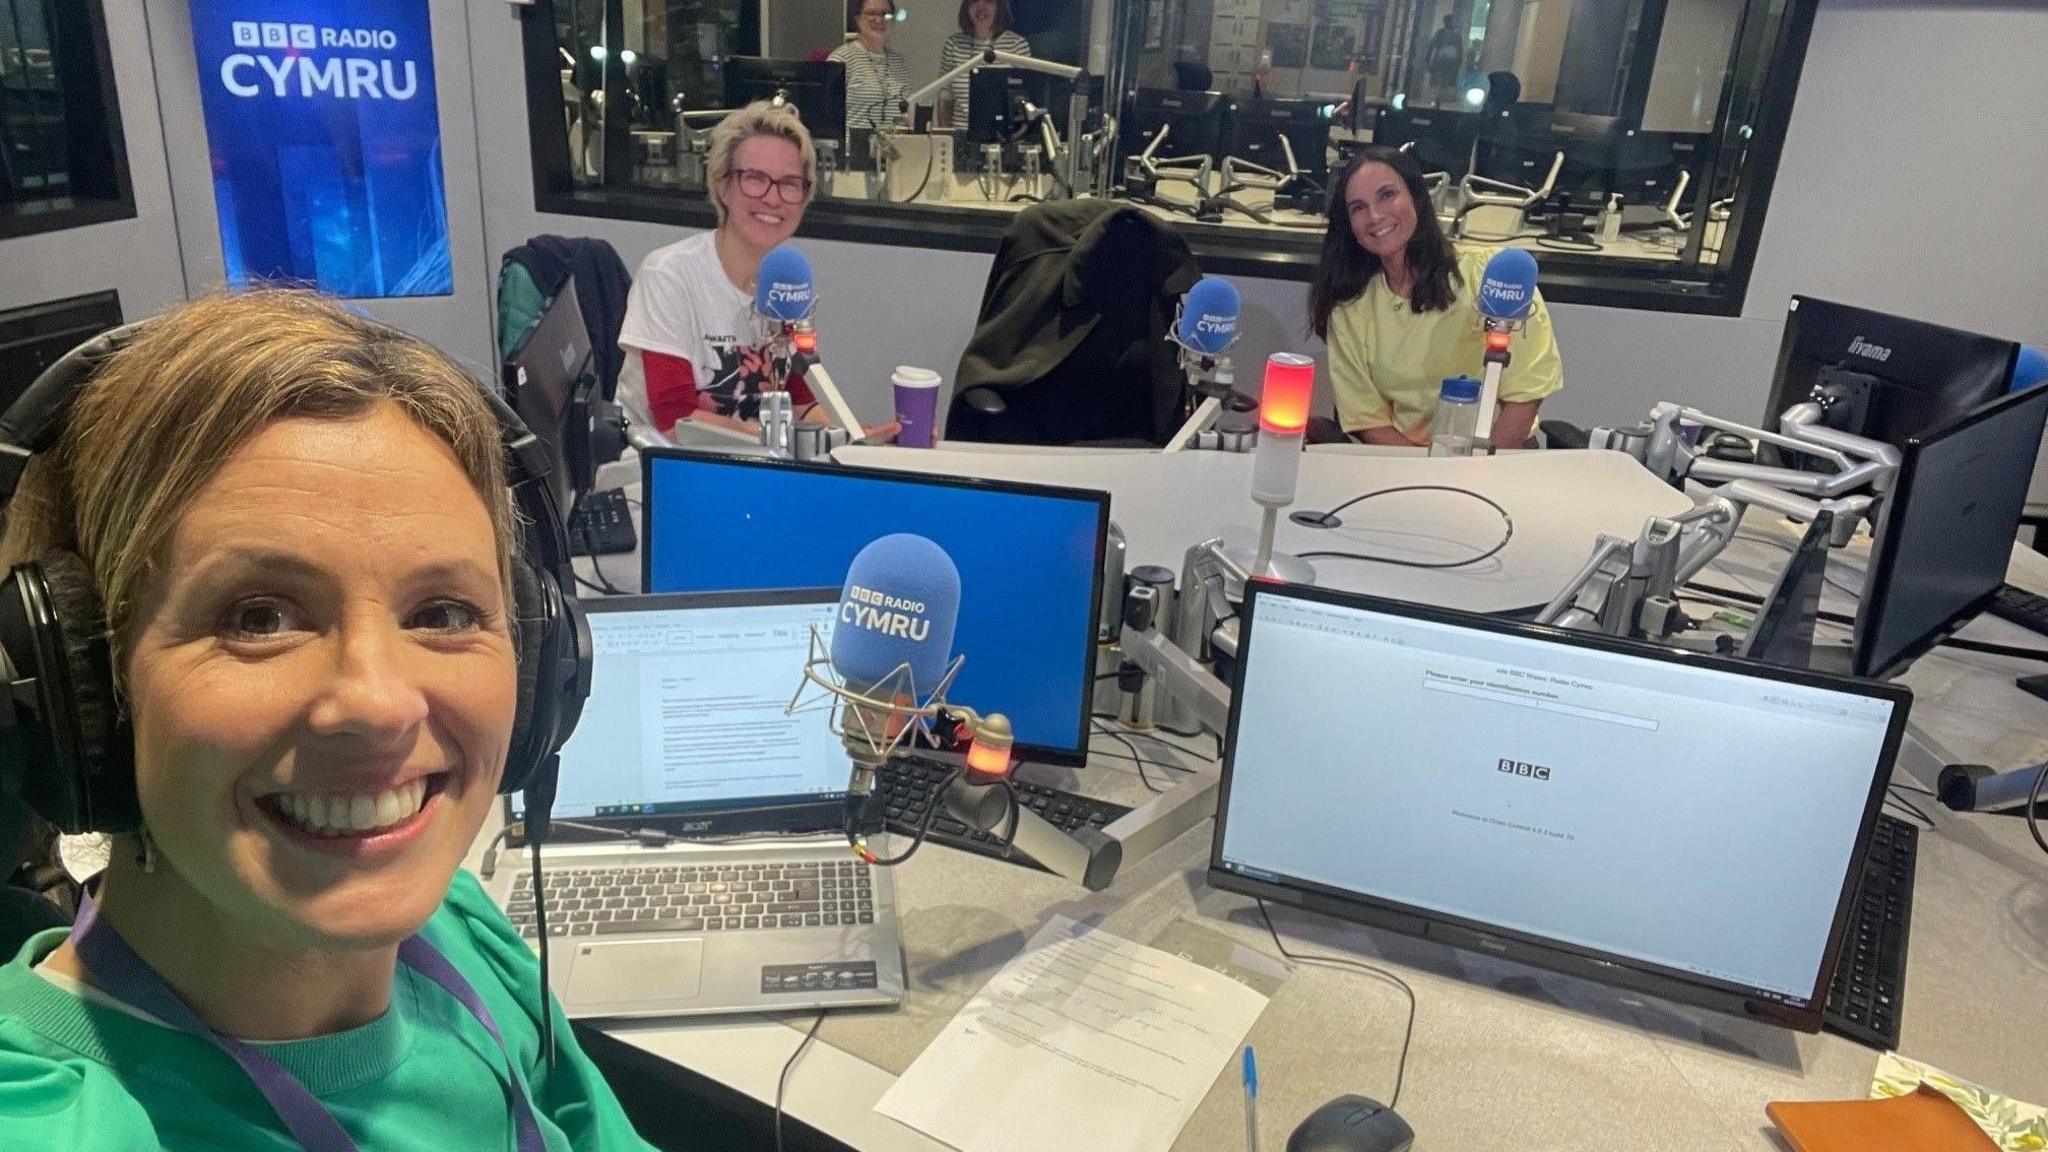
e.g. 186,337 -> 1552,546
774,1011 -> 827,1152
1684,581 -> 1858,627
1939,637 -> 2048,663
1884,788 -> 1934,829
1891,781 -> 1938,798
2028,762 -> 2047,858
845,767 -> 958,865
1256,900 -> 1415,1111
566,491 -> 626,596
1292,485 -> 1515,570
1093,718 -> 1162,792
529,836 -> 556,1070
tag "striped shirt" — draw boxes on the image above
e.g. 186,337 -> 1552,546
939,31 -> 1033,127
829,42 -> 912,131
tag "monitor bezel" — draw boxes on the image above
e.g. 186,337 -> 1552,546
638,446 -> 1111,767
505,587 -> 848,844
1206,579 -> 1912,1034
1850,381 -> 2048,680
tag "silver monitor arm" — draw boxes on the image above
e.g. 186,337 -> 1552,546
1548,402 -> 1900,644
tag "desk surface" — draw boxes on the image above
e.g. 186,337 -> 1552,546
558,454 -> 2048,1152
834,445 -> 1694,614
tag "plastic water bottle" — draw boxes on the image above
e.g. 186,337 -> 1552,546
1429,375 -> 1482,457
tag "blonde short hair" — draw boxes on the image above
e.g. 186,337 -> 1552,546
0,290 -> 516,679
705,98 -> 818,226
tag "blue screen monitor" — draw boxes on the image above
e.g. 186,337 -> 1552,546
641,450 -> 1110,764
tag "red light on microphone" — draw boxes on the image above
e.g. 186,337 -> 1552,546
1260,353 -> 1316,435
964,713 -> 1015,781
792,327 -> 818,357
1484,330 -> 1513,354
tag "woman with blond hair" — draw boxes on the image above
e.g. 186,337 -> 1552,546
0,291 -> 656,1149
618,98 -> 892,444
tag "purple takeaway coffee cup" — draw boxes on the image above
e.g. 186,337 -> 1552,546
892,366 -> 942,448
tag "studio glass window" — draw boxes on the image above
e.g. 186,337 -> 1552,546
517,0 -> 1816,315
0,0 -> 133,239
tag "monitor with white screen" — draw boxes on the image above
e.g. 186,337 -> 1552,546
1209,583 -> 1911,1032
508,589 -> 851,838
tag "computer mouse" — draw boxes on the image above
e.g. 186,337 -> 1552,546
1286,1094 -> 1415,1152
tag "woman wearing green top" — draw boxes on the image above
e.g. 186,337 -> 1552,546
1308,144 -> 1564,449
0,292 -> 657,1150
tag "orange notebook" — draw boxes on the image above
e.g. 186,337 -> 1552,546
1767,1084 -> 2001,1152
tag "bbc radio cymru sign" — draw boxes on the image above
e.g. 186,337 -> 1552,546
188,1 -> 452,297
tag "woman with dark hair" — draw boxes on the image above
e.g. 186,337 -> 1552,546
939,0 -> 1031,128
1307,144 -> 1562,448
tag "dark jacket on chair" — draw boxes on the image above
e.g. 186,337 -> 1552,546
950,200 -> 1201,445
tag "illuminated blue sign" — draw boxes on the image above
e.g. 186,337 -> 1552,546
189,0 -> 451,297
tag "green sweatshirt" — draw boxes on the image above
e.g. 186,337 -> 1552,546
0,870 -> 660,1150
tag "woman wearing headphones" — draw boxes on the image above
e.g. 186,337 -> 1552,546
1309,144 -> 1564,448
0,292 -> 652,1148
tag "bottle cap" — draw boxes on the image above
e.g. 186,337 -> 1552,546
1440,375 -> 1481,403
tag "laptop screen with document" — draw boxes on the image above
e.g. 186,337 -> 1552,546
510,589 -> 849,833
1209,582 -> 1910,1032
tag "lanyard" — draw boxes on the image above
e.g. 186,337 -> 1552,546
70,894 -> 546,1152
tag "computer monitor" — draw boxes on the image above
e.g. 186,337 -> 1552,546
1209,582 -> 1910,1033
1371,106 -> 1479,179
0,290 -> 123,413
1761,297 -> 2021,448
507,589 -> 850,838
1839,381 -> 2048,680
1124,88 -> 1226,159
1610,129 -> 1706,212
1547,111 -> 1628,205
963,68 -> 1099,146
639,449 -> 1110,764
723,58 -> 848,142
1226,97 -> 1333,181
503,278 -> 595,515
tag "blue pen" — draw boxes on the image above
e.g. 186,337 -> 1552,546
1242,1045 -> 1260,1152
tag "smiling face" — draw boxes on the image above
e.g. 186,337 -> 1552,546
1344,160 -> 1420,264
718,133 -> 808,256
857,0 -> 894,50
121,402 -> 516,951
968,0 -> 997,36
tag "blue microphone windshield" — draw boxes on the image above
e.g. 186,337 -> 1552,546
1176,276 -> 1241,356
2014,344 -> 2048,394
1475,248 -> 1540,322
755,244 -> 816,323
830,534 -> 962,694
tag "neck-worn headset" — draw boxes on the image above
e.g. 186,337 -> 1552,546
0,321 -> 592,841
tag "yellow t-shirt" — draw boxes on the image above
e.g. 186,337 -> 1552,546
1326,245 -> 1564,439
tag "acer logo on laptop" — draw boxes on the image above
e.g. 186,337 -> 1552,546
1846,336 -> 1892,362
1498,758 -> 1552,781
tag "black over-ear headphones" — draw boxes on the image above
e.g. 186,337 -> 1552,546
0,321 -> 591,836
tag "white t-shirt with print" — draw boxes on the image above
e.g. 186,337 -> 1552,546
617,230 -> 786,440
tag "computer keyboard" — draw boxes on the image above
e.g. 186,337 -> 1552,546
569,488 -> 637,557
1987,583 -> 2048,639
873,755 -> 1131,869
1821,813 -> 1916,1050
505,859 -> 875,938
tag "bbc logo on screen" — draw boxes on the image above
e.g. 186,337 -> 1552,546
1498,759 -> 1552,781
232,22 -> 318,49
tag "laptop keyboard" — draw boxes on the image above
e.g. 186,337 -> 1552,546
506,859 -> 875,939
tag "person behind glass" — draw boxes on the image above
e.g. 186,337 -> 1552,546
1308,144 -> 1563,449
832,0 -> 912,132
618,100 -> 890,445
0,292 -> 655,1148
938,0 -> 1031,129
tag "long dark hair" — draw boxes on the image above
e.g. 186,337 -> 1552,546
1307,144 -> 1460,340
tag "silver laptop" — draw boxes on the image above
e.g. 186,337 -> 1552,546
486,588 -> 905,1019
